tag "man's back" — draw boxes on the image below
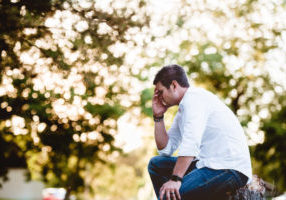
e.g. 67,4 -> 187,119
180,87 -> 252,182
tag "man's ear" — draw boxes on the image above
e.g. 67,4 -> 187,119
171,80 -> 178,90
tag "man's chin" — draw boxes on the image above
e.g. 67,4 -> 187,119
162,101 -> 168,106
163,101 -> 172,107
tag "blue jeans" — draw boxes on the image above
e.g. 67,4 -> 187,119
148,156 -> 248,200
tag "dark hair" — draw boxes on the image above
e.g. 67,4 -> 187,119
153,64 -> 190,89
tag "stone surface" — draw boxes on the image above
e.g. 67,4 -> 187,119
228,175 -> 276,200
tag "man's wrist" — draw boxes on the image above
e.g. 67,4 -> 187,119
170,175 -> 183,182
153,115 -> 164,122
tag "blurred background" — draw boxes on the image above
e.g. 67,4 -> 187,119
0,0 -> 286,199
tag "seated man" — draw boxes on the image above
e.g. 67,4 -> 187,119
148,64 -> 252,200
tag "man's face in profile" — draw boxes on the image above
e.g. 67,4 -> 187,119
155,82 -> 175,107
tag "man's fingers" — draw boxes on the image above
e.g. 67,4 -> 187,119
159,187 -> 165,200
154,89 -> 159,96
175,189 -> 181,200
170,191 -> 176,200
165,190 -> 171,200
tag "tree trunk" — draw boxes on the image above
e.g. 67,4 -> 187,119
64,187 -> 71,200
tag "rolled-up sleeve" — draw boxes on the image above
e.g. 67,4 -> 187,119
157,114 -> 182,156
178,94 -> 209,157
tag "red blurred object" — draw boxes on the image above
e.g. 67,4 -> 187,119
43,194 -> 61,200
42,187 -> 66,200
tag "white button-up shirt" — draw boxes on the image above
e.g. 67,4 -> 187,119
158,86 -> 252,183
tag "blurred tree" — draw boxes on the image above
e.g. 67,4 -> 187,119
84,147 -> 150,200
0,0 -> 148,199
74,112 -> 156,200
251,98 -> 286,192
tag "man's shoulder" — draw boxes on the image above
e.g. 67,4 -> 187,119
179,87 -> 214,111
185,86 -> 215,101
179,87 -> 224,113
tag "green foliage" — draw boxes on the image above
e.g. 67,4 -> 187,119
0,0 -> 148,198
85,103 -> 124,120
251,101 -> 286,191
140,88 -> 153,117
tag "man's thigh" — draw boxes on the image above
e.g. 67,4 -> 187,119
148,156 -> 177,175
180,167 -> 243,200
148,156 -> 197,176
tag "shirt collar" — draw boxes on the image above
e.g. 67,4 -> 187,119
179,86 -> 192,108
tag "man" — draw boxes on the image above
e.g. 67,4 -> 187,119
148,64 -> 252,200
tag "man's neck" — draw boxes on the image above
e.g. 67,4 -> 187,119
176,87 -> 189,105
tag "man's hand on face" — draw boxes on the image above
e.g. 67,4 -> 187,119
159,180 -> 181,200
152,89 -> 168,117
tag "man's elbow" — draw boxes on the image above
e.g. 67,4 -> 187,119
157,147 -> 173,156
157,143 -> 167,151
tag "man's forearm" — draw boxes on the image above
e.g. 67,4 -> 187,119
172,156 -> 194,178
154,120 -> 169,150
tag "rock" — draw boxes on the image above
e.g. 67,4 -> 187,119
228,175 -> 276,200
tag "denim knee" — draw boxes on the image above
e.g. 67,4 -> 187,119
148,156 -> 160,173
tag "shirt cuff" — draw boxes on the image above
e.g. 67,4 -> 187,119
157,139 -> 174,156
178,143 -> 200,157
